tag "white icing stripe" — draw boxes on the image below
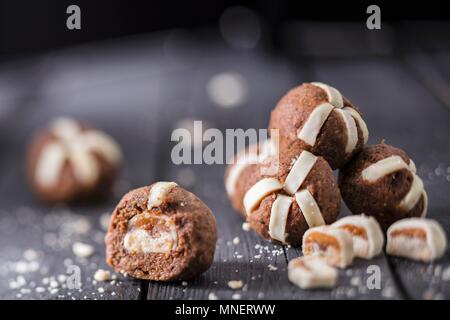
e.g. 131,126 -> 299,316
82,131 -> 122,165
295,189 -> 325,227
226,139 -> 276,196
343,107 -> 369,144
362,155 -> 409,182
409,159 -> 417,173
334,109 -> 358,154
51,117 -> 81,140
398,175 -> 424,211
69,142 -> 99,186
44,117 -> 123,186
297,103 -> 334,147
283,151 -> 317,194
244,178 -> 283,215
35,142 -> 67,187
311,82 -> 344,108
148,182 -> 178,209
225,154 -> 259,196
258,139 -> 277,162
269,195 -> 293,243
421,191 -> 428,218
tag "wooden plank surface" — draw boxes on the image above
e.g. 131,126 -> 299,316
0,24 -> 449,300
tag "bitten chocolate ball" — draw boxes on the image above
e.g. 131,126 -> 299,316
339,143 -> 428,231
105,182 -> 217,281
27,117 -> 122,203
235,149 -> 341,246
269,82 -> 369,169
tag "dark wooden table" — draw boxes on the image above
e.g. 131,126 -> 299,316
0,22 -> 449,300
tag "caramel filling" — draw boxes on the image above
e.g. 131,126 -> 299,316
391,228 -> 426,240
123,212 -> 178,253
304,232 -> 340,253
340,224 -> 368,240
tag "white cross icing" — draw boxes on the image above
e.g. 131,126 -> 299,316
225,139 -> 276,196
297,82 -> 369,154
361,155 -> 427,217
243,150 -> 325,243
35,117 -> 122,187
147,181 -> 178,209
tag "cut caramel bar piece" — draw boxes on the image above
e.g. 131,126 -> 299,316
387,218 -> 447,262
333,215 -> 384,259
302,226 -> 354,268
288,256 -> 337,289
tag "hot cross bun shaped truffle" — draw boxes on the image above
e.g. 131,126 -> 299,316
105,182 -> 217,281
269,82 -> 369,169
339,143 -> 428,231
224,139 -> 278,216
27,117 -> 122,203
238,149 -> 341,246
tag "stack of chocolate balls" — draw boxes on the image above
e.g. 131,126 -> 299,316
225,82 -> 429,246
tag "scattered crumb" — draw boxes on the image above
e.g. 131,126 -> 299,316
94,269 -> 111,282
208,292 -> 218,300
57,274 -> 67,283
49,288 -> 59,295
232,293 -> 242,300
10,260 -> 40,274
9,276 -> 26,289
98,287 -> 105,293
228,280 -> 243,290
350,276 -> 361,287
242,222 -> 250,232
181,281 -> 188,287
257,292 -> 264,299
99,213 -> 111,231
268,264 -> 278,271
72,242 -> 94,258
233,237 -> 240,245
23,249 -> 38,261
441,266 -> 450,281
49,280 -> 59,288
382,286 -> 395,299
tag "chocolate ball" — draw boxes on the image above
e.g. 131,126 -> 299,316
27,117 -> 122,203
105,182 -> 217,281
269,82 -> 369,169
339,143 -> 428,231
230,148 -> 341,246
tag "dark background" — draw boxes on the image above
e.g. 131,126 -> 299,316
1,0 -> 449,58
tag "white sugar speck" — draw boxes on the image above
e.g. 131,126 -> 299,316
228,280 -> 244,289
208,292 -> 219,300
72,242 -> 94,258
